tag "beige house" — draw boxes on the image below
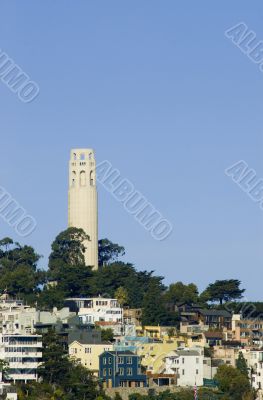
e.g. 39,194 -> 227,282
69,341 -> 113,375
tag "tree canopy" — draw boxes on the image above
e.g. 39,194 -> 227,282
215,364 -> 253,400
200,279 -> 245,305
0,237 -> 44,303
98,238 -> 125,266
48,227 -> 90,274
164,282 -> 199,305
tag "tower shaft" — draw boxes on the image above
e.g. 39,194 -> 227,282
68,148 -> 98,269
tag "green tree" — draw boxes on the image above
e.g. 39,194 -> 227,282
38,329 -> 71,385
164,282 -> 199,305
114,286 -> 129,306
38,329 -> 101,400
142,280 -> 166,326
48,228 -> 90,274
215,364 -> 252,400
201,280 -> 245,305
101,328 -> 114,342
0,359 -> 9,381
236,352 -> 249,378
98,238 -> 125,266
0,238 -> 45,303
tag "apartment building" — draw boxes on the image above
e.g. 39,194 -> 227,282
65,297 -> 123,324
0,295 -> 74,335
232,314 -> 263,347
0,334 -> 42,383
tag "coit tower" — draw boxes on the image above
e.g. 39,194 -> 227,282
68,148 -> 98,269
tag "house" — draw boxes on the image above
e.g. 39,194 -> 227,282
69,341 -> 113,376
0,334 -> 42,383
65,297 -> 123,324
123,308 -> 142,326
204,332 -> 223,347
137,340 -> 179,375
163,348 -> 204,387
99,350 -> 147,388
198,310 -> 232,330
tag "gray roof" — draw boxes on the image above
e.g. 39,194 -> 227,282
176,350 -> 200,356
199,309 -> 231,317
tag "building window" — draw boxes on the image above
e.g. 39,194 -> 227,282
182,369 -> 185,375
127,368 -> 132,376
119,368 -> 124,376
109,368 -> 112,376
127,357 -> 132,364
103,368 -> 106,376
103,357 -> 107,365
108,357 -> 112,364
118,357 -> 124,364
80,153 -> 85,160
196,358 -> 199,364
182,358 -> 184,364
196,369 -> 199,375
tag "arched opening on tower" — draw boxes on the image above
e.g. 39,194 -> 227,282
72,171 -> 76,186
90,170 -> 94,186
80,170 -> 86,186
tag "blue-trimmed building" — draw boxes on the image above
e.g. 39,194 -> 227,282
99,350 -> 147,388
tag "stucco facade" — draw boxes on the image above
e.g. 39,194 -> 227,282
68,148 -> 98,269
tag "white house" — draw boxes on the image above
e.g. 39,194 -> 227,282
163,348 -> 204,387
247,350 -> 263,392
0,334 -> 42,383
65,297 -> 123,324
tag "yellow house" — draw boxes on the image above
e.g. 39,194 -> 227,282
69,341 -> 113,376
137,340 -> 179,374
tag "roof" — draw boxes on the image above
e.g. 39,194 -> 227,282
204,332 -> 223,339
69,340 -> 112,347
95,321 -> 119,326
165,349 -> 201,358
176,350 -> 201,356
199,309 -> 231,317
101,350 -> 137,356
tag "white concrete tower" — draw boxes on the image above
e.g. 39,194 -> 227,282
68,148 -> 98,269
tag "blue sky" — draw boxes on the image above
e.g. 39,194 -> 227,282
0,1 -> 263,299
